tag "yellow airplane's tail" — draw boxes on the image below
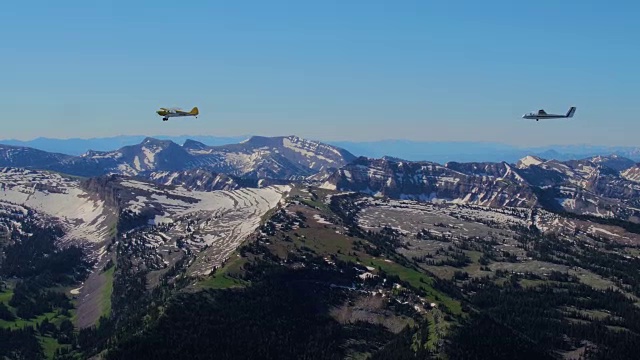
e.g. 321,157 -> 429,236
189,107 -> 199,115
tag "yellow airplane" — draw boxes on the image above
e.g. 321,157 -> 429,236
156,107 -> 199,121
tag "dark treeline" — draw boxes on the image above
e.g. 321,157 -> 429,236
446,313 -> 557,360
8,278 -> 73,319
522,232 -> 640,298
328,193 -> 363,235
104,263 -> 405,360
460,276 -> 640,359
0,301 -> 14,321
0,326 -> 44,359
2,222 -> 89,284
1,221 -> 90,320
369,322 -> 435,360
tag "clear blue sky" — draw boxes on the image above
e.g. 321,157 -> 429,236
1,0 -> 638,146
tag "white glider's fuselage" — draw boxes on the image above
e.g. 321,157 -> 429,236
522,114 -> 567,120
522,106 -> 576,121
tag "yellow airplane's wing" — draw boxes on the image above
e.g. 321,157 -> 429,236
173,107 -> 198,115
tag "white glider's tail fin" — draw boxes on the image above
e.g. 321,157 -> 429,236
189,107 -> 199,115
566,106 -> 576,118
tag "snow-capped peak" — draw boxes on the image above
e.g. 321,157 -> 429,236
516,155 -> 545,169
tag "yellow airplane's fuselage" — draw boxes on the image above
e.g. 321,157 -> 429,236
157,107 -> 199,121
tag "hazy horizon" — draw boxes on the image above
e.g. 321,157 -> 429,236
2,133 -> 639,150
3,134 -> 640,166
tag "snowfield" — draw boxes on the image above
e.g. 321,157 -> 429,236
357,198 -> 530,234
0,168 -> 115,244
121,179 -> 287,222
119,179 -> 290,276
282,137 -> 336,166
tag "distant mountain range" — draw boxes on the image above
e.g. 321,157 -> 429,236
0,135 -> 356,181
2,135 -> 640,163
0,135 -> 248,156
329,140 -> 640,163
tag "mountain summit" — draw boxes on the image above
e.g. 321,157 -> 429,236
182,135 -> 356,179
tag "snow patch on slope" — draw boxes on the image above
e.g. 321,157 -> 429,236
282,137 -> 335,164
0,168 -> 114,243
622,167 -> 640,183
119,179 -> 291,276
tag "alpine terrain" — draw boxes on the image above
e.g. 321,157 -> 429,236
2,135 -> 640,360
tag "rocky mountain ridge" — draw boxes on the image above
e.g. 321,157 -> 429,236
323,154 -> 640,223
0,135 -> 357,181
